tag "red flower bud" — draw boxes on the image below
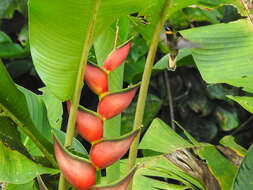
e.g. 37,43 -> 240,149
90,129 -> 140,169
76,107 -> 103,142
97,86 -> 138,120
84,63 -> 108,95
89,166 -> 137,190
53,136 -> 96,190
104,41 -> 131,71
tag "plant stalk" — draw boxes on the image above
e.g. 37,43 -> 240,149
58,0 -> 101,189
127,0 -> 172,189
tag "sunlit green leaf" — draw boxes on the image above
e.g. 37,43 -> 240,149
0,141 -> 59,184
180,19 -> 253,93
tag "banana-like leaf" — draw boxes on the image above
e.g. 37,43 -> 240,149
0,141 -> 59,184
0,61 -> 55,162
29,0 -> 152,100
233,145 -> 253,190
180,19 -> 253,93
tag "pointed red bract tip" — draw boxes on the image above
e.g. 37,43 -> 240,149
97,87 -> 138,119
76,109 -> 103,142
54,137 -> 96,190
89,167 -> 137,190
104,42 -> 131,71
84,63 -> 108,95
90,130 -> 140,169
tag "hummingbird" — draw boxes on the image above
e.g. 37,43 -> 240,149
162,26 -> 201,71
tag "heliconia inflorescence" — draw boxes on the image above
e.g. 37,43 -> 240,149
55,40 -> 139,190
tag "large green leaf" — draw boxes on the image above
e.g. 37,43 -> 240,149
180,19 -> 253,93
227,95 -> 253,114
29,0 -> 152,100
233,144 -> 253,190
0,141 -> 58,184
198,146 -> 238,190
139,118 -> 200,153
0,61 -> 55,163
121,156 -> 205,190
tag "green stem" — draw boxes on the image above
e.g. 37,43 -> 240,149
58,1 -> 101,189
127,0 -> 172,189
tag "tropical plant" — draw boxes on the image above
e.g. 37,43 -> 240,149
1,0 -> 253,190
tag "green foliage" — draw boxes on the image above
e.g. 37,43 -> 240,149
139,118 -> 200,154
180,19 -> 253,93
233,145 -> 253,190
1,0 -> 253,189
198,146 -> 237,190
0,30 -> 29,58
0,0 -> 27,19
5,180 -> 38,190
0,141 -> 58,184
0,60 -> 54,157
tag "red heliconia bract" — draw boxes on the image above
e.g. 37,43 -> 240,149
90,129 -> 140,169
88,167 -> 137,190
66,102 -> 103,142
53,137 -> 96,190
84,63 -> 108,95
97,87 -> 138,120
76,108 -> 103,142
104,41 -> 131,71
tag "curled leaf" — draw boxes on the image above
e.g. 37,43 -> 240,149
97,86 -> 138,119
104,41 -> 131,71
84,63 -> 108,95
90,129 -> 140,169
54,136 -> 96,190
